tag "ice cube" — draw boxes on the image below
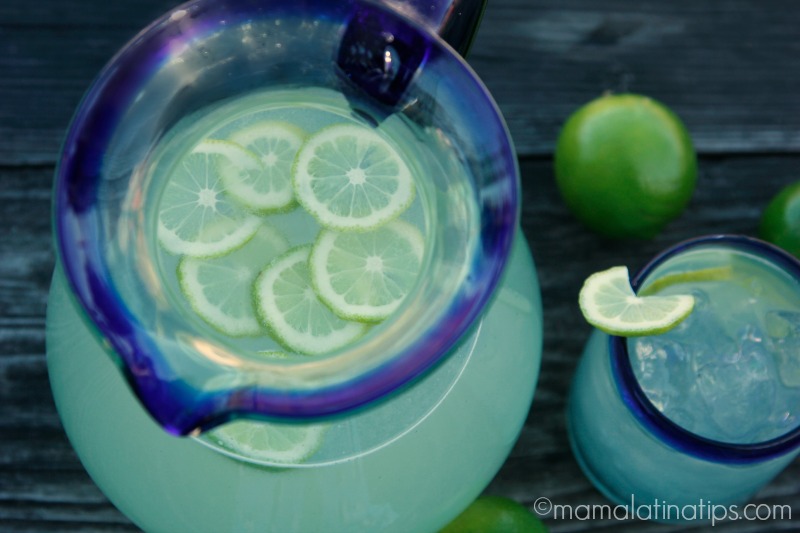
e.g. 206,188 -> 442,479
631,336 -> 690,414
665,407 -> 696,431
766,310 -> 800,388
695,342 -> 776,442
764,403 -> 799,441
663,289 -> 738,370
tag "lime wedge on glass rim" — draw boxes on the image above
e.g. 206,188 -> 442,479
157,139 -> 262,257
254,246 -> 367,355
221,121 -> 306,212
292,123 -> 416,231
309,219 -> 425,322
177,223 -> 289,336
579,266 -> 695,336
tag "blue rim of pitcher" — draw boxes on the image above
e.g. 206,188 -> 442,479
610,234 -> 800,464
53,0 -> 519,434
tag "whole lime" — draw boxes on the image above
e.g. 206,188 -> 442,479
555,93 -> 697,239
759,180 -> 800,258
439,496 -> 548,533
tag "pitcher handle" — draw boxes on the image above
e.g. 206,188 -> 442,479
386,0 -> 488,57
337,0 -> 487,107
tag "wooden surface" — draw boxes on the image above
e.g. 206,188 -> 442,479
2,0 -> 800,531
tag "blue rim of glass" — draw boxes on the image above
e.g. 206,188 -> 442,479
53,0 -> 518,434
610,234 -> 800,464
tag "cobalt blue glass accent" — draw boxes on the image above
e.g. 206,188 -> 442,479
54,0 -> 518,434
610,235 -> 800,464
337,5 -> 431,106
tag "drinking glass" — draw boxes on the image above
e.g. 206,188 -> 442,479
568,235 -> 800,519
46,0 -> 543,530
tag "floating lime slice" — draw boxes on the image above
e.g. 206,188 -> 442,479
254,246 -> 367,355
310,219 -> 424,322
221,121 -> 305,212
157,139 -> 261,257
202,349 -> 325,463
638,265 -> 735,296
292,123 -> 416,231
178,223 -> 289,336
204,419 -> 325,464
257,350 -> 292,359
579,266 -> 695,336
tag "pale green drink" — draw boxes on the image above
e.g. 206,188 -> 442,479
631,246 -> 800,444
152,87 -> 428,358
569,237 -> 800,516
47,86 -> 543,531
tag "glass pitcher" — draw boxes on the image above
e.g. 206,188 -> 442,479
46,0 -> 543,530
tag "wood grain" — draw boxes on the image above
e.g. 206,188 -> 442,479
471,0 -> 800,156
2,0 -> 800,164
3,0 -> 800,531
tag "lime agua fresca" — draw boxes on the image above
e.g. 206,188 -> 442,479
47,84 -> 541,531
629,248 -> 800,444
153,87 -> 426,460
569,241 -> 800,510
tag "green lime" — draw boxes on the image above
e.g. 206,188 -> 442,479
579,266 -> 695,336
759,180 -> 800,258
439,496 -> 548,533
555,93 -> 697,239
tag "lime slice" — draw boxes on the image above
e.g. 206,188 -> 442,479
254,246 -> 368,355
579,266 -> 695,336
202,349 -> 325,464
205,419 -> 325,464
157,139 -> 261,257
257,350 -> 292,359
638,265 -> 735,296
310,219 -> 424,322
221,121 -> 305,212
178,224 -> 290,336
292,123 -> 416,231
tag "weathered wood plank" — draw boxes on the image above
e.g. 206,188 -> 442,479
0,0 -> 173,26
2,0 -> 800,165
471,0 -> 800,156
4,1 -> 800,528
0,167 -> 54,324
0,0 -> 175,165
3,153 -> 800,530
